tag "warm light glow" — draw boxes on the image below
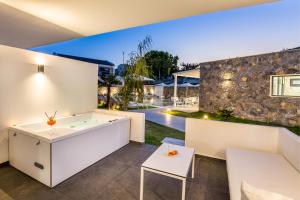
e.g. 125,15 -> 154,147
165,112 -> 172,124
35,56 -> 45,65
223,72 -> 232,80
150,88 -> 154,95
111,87 -> 119,95
8,120 -> 17,127
166,108 -> 171,112
99,87 -> 107,95
34,73 -> 46,87
222,80 -> 232,89
23,73 -> 54,108
203,114 -> 208,120
150,98 -> 154,104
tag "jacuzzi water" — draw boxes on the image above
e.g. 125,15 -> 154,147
11,111 -> 128,143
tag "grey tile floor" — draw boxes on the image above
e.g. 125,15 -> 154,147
0,143 -> 229,200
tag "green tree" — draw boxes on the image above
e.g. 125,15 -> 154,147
181,62 -> 200,71
102,74 -> 119,108
145,50 -> 179,80
119,66 -> 135,110
119,36 -> 153,110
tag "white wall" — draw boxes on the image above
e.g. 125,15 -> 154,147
185,118 -> 279,159
154,85 -> 164,97
185,119 -> 300,171
95,109 -> 145,143
0,45 -> 98,164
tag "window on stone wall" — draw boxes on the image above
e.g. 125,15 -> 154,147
270,75 -> 300,97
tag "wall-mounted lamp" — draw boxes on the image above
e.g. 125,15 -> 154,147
223,72 -> 232,80
37,64 -> 44,73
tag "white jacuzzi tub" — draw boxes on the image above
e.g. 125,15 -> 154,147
9,111 -> 130,187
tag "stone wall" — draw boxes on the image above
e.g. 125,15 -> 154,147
199,49 -> 300,126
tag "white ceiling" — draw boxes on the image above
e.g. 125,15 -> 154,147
0,3 -> 81,49
0,0 -> 274,36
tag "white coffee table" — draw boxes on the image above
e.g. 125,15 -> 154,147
140,143 -> 195,200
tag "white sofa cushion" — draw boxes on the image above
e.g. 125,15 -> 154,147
241,181 -> 293,200
226,148 -> 300,200
278,128 -> 300,172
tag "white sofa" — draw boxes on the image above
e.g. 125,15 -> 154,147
185,119 -> 300,200
227,148 -> 300,200
226,128 -> 300,200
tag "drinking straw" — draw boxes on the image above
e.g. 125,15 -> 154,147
53,111 -> 57,118
45,112 -> 50,120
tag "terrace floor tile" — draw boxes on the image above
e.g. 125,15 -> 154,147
0,142 -> 229,200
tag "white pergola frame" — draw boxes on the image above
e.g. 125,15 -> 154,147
172,68 -> 200,106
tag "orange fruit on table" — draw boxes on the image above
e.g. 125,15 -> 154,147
168,150 -> 178,156
47,118 -> 56,126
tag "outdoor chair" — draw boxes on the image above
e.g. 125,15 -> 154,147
171,97 -> 184,106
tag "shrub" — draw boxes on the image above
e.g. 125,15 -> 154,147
217,108 -> 234,120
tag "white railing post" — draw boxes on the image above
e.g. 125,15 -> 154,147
174,75 -> 178,107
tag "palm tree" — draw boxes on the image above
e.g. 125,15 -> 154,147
102,74 -> 119,108
119,36 -> 153,110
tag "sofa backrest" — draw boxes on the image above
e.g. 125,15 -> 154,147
185,118 -> 279,159
277,128 -> 300,172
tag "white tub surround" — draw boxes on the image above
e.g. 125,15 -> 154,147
95,109 -> 145,143
9,112 -> 130,187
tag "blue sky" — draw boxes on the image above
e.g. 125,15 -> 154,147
32,0 -> 300,67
